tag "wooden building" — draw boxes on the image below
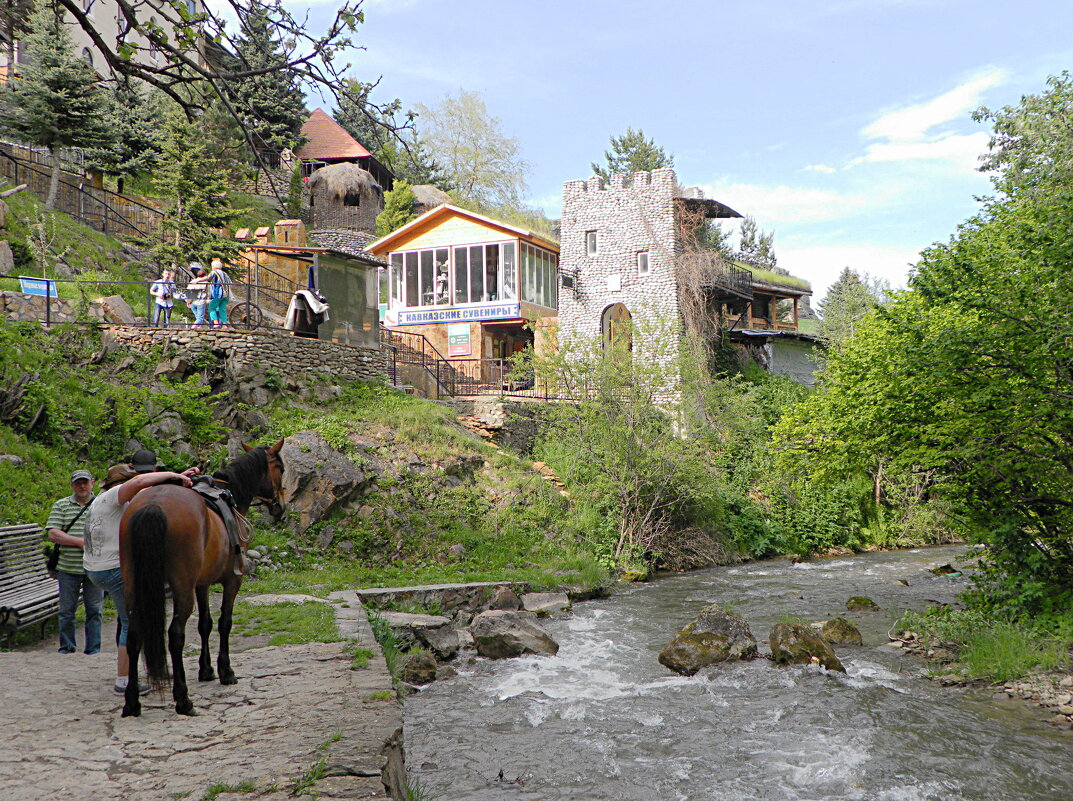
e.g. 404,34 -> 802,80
367,205 -> 559,361
295,109 -> 395,189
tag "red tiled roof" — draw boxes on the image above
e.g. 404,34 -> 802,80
296,108 -> 372,160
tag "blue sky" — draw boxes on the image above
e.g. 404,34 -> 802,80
284,0 -> 1073,299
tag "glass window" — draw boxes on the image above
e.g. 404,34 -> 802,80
390,253 -> 402,306
586,231 -> 598,255
453,247 -> 469,304
637,251 -> 649,276
434,249 -> 449,305
405,252 -> 419,307
552,253 -> 559,308
485,245 -> 499,301
501,242 -> 516,300
419,251 -> 434,306
469,245 -> 485,302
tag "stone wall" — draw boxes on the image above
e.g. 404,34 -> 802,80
0,290 -> 107,324
107,326 -> 388,384
558,168 -> 683,390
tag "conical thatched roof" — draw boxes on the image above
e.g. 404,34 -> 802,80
411,184 -> 452,209
306,162 -> 381,200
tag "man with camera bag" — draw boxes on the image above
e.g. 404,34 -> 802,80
46,470 -> 102,655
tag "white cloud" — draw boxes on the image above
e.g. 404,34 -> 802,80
802,164 -> 837,174
779,243 -> 920,301
699,182 -> 888,225
850,69 -> 1006,169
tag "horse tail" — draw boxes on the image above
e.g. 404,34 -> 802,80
128,503 -> 170,685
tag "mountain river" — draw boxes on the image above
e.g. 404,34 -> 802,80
404,546 -> 1073,800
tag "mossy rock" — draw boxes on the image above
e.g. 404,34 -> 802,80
820,617 -> 863,646
769,622 -> 845,672
846,596 -> 879,611
658,605 -> 758,676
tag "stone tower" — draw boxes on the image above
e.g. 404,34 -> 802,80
558,168 -> 683,370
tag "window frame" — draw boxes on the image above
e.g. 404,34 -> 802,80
637,251 -> 650,276
586,231 -> 598,256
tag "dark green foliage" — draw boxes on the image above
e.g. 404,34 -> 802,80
152,112 -> 247,268
817,267 -> 886,345
285,163 -> 304,218
0,1 -> 112,206
376,180 -> 418,237
591,127 -> 674,182
84,83 -> 167,191
736,215 -> 777,269
224,4 -> 308,154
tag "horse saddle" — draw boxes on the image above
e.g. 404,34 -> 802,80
190,476 -> 246,571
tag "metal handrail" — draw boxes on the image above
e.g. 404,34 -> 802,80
0,144 -> 164,240
7,276 -> 286,331
680,252 -> 754,300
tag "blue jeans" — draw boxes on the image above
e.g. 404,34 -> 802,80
57,571 -> 103,654
192,302 -> 207,326
85,567 -> 128,647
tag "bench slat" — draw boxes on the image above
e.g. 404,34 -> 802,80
0,525 -> 59,636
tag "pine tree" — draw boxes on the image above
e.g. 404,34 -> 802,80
153,112 -> 246,268
226,4 -> 308,156
591,127 -> 674,182
0,0 -> 112,207
85,83 -> 167,193
375,180 -> 417,237
817,267 -> 885,345
736,215 -> 778,270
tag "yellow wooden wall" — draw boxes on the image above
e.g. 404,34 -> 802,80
395,216 -> 515,251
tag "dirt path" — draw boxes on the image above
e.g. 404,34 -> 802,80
0,596 -> 404,801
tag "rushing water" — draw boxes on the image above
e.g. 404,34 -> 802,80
404,546 -> 1073,800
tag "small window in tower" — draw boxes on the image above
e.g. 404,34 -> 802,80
637,251 -> 649,276
586,231 -> 598,256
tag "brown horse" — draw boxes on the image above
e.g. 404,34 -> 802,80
119,439 -> 285,717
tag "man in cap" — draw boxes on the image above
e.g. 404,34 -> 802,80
46,469 -> 102,654
84,450 -> 199,694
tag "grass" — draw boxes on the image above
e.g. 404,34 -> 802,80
896,608 -> 1072,683
201,781 -> 257,801
367,612 -> 403,679
743,264 -> 812,291
230,601 -> 341,646
345,644 -> 375,670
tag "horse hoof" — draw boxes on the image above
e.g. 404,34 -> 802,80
176,700 -> 197,716
220,674 -> 238,686
121,704 -> 141,718
199,670 -> 216,682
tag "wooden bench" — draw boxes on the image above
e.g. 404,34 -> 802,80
0,524 -> 58,647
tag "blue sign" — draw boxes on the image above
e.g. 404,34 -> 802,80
19,277 -> 59,298
397,303 -> 521,326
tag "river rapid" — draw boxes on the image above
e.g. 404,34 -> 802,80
404,546 -> 1073,800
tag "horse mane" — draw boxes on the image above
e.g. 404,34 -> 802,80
212,447 -> 268,509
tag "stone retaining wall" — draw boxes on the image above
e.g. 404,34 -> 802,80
0,290 -> 107,324
107,326 -> 389,383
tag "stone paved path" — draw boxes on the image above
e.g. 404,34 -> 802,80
0,595 -> 404,801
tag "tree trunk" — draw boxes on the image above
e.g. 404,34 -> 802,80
47,148 -> 61,209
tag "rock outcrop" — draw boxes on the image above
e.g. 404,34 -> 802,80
521,592 -> 571,617
279,430 -> 375,530
846,596 -> 879,611
769,622 -> 845,672
658,605 -> 758,676
469,610 -> 559,659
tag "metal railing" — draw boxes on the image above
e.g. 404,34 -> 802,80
233,253 -> 304,320
7,276 -> 284,331
0,139 -> 87,177
680,252 -> 754,301
0,144 -> 164,241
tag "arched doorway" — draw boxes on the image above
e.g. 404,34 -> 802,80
601,303 -> 633,353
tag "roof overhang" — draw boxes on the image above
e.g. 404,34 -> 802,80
367,204 -> 559,255
675,197 -> 742,219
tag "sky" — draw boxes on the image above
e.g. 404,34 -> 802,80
276,0 -> 1073,300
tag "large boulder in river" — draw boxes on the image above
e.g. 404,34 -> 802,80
820,617 -> 863,646
770,622 -> 845,672
279,430 -> 375,531
658,605 -> 758,676
846,596 -> 879,611
470,610 -> 559,659
521,592 -> 571,617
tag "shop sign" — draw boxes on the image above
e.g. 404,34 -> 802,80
396,303 -> 520,326
448,323 -> 471,356
19,277 -> 59,298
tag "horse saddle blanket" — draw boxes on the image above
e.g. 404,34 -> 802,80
190,478 -> 245,556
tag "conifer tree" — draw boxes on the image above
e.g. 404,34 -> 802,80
375,180 -> 417,237
86,83 -> 167,194
153,112 -> 246,269
591,127 -> 674,182
226,4 -> 308,155
0,0 -> 111,207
